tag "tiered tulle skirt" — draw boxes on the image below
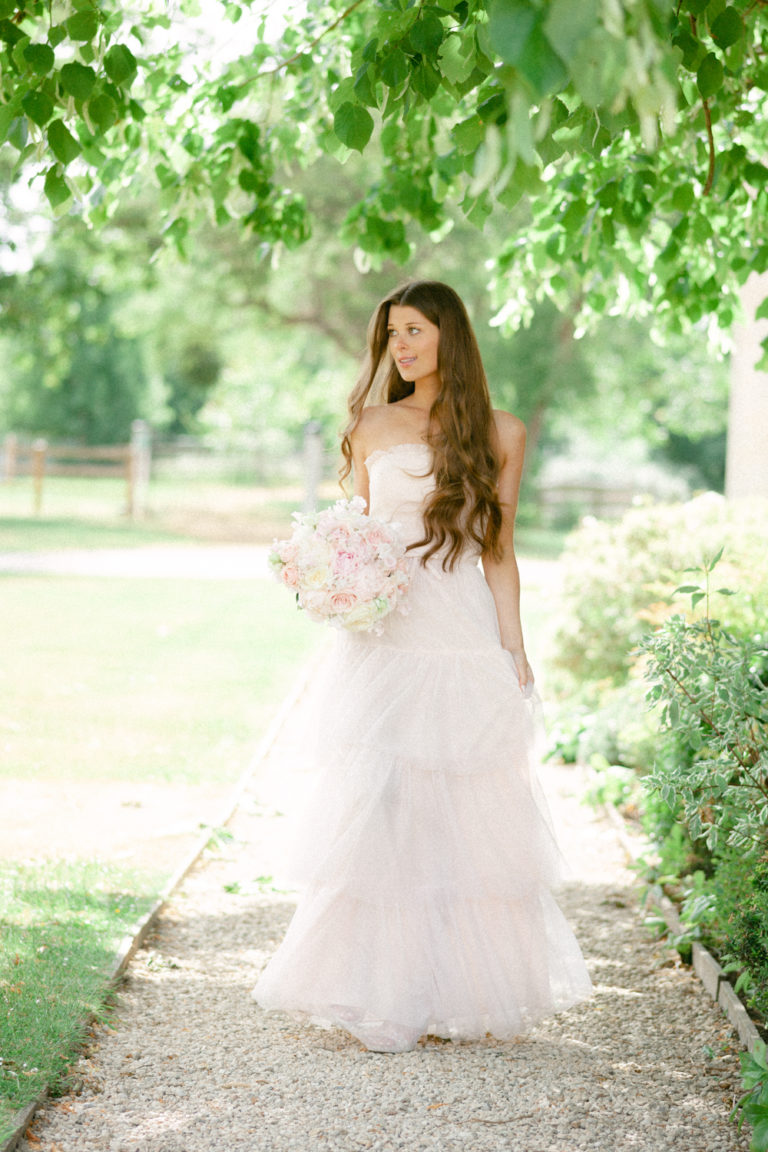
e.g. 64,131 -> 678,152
253,555 -> 592,1051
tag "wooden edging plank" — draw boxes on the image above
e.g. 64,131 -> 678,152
601,800 -> 762,1056
0,649 -> 323,1152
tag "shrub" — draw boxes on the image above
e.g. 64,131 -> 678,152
732,1039 -> 768,1152
572,678 -> 658,773
641,557 -> 768,854
725,862 -> 768,1021
547,498 -> 768,1150
548,494 -> 768,703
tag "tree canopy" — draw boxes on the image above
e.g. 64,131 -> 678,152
0,165 -> 730,498
1,0 -> 767,348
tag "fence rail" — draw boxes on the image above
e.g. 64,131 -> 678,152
534,483 -> 639,524
2,421 -> 151,518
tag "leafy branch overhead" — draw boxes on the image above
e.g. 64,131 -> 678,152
1,0 -> 767,341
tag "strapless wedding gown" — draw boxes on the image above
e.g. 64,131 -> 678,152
253,443 -> 592,1051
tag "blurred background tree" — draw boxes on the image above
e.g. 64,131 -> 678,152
0,157 -> 729,499
0,222 -> 150,443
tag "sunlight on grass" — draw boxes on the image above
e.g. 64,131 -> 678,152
0,475 -> 339,546
0,859 -> 160,1133
0,575 -> 322,784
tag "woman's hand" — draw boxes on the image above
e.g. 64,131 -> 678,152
508,648 -> 535,698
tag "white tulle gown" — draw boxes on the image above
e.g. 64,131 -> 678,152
253,442 -> 592,1051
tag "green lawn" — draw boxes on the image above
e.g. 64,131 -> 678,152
0,475 -> 320,547
0,859 -> 160,1141
0,564 -> 322,1137
1,476 -> 568,555
0,575 -> 321,785
0,515 -> 186,551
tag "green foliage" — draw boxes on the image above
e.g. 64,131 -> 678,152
583,756 -> 642,813
0,141 -> 728,468
0,238 -> 150,443
665,869 -> 719,961
641,556 -> 768,853
725,862 -> 768,1021
548,491 -> 768,1152
567,316 -> 730,492
0,0 -> 765,345
549,494 -> 768,702
556,678 -> 659,774
643,811 -> 701,881
163,340 -> 223,435
733,1039 -> 768,1152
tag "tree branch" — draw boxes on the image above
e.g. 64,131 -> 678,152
689,13 -> 717,196
702,98 -> 716,195
250,293 -> 362,358
239,0 -> 367,88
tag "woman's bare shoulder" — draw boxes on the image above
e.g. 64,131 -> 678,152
492,409 -> 526,456
349,405 -> 393,458
356,404 -> 393,427
351,403 -> 411,449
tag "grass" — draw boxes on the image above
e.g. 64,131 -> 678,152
2,476 -> 569,555
0,515 -> 186,552
0,475 -> 330,547
0,575 -> 322,784
0,573 -> 320,1136
0,858 -> 161,1141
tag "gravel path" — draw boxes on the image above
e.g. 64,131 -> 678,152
19,706 -> 749,1152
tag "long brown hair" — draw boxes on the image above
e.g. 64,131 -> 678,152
340,280 -> 503,569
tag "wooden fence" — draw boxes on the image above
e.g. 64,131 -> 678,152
534,482 -> 639,525
2,420 -> 152,518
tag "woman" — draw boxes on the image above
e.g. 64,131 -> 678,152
253,280 -> 592,1052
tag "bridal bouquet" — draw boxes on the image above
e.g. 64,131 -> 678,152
269,496 -> 410,633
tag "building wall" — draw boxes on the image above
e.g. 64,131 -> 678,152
726,272 -> 768,499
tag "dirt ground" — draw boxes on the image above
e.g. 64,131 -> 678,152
0,776 -> 236,876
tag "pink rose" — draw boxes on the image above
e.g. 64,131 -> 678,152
364,527 -> 388,550
279,541 -> 300,563
281,564 -> 300,587
330,590 -> 359,613
351,565 -> 381,600
333,550 -> 361,577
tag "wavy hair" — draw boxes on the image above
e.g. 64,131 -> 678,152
340,280 -> 502,570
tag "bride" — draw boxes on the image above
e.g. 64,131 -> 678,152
253,280 -> 592,1052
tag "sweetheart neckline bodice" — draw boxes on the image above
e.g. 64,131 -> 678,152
364,442 -> 431,469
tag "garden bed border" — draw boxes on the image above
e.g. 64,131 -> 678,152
599,796 -> 762,1054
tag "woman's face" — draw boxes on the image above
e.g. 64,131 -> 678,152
387,305 -> 440,389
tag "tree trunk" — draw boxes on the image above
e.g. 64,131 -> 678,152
725,272 -> 768,499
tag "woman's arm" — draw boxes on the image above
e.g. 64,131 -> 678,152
349,428 -> 371,509
482,412 -> 533,693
